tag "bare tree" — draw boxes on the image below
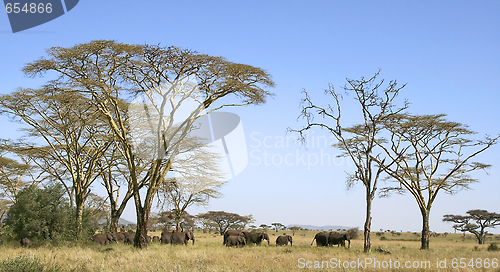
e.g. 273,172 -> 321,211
23,40 -> 274,248
443,209 -> 500,244
290,71 -> 408,252
375,114 -> 499,249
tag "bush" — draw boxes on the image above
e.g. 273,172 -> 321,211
487,243 -> 499,251
380,236 -> 388,241
4,183 -> 76,242
1,255 -> 63,272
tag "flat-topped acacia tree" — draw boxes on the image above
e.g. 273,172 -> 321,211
375,114 -> 499,249
23,40 -> 274,248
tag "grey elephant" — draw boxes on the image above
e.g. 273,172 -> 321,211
328,231 -> 350,248
124,232 -> 135,244
161,230 -> 174,244
111,232 -> 126,243
223,230 -> 244,245
244,232 -> 270,245
226,235 -> 246,247
20,237 -> 30,247
311,232 -> 329,246
276,235 -> 293,246
171,231 -> 195,245
91,233 -> 114,245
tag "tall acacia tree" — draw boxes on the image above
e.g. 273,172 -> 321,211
0,86 -> 112,235
23,40 -> 274,248
375,114 -> 499,249
290,71 -> 407,252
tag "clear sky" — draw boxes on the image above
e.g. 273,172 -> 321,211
1,1 -> 499,233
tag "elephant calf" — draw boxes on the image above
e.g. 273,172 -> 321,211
226,236 -> 246,247
20,237 -> 30,248
276,235 -> 292,246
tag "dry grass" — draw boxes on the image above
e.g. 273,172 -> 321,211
0,231 -> 499,271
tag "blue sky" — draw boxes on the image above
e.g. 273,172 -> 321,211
1,1 -> 499,233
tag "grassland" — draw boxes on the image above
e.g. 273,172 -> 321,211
0,230 -> 499,271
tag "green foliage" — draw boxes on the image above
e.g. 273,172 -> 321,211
487,242 -> 499,251
1,255 -> 63,272
4,183 -> 75,241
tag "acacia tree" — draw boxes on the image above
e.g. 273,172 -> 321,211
0,87 -> 112,235
158,137 -> 225,231
290,71 -> 408,252
0,142 -> 45,206
375,114 -> 499,249
443,209 -> 500,244
271,222 -> 285,232
197,211 -> 254,235
97,142 -> 137,232
23,40 -> 274,248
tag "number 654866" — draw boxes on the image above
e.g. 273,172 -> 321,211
5,3 -> 53,14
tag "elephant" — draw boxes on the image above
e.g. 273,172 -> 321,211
223,230 -> 244,245
124,232 -> 135,244
226,236 -> 246,247
170,231 -> 195,245
152,236 -> 160,243
328,231 -> 350,248
91,233 -> 114,245
311,232 -> 329,246
20,237 -> 30,247
161,230 -> 174,244
276,235 -> 293,246
110,232 -> 126,243
244,232 -> 270,245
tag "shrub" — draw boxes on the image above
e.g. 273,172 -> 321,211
380,236 -> 388,241
4,183 -> 75,242
487,243 -> 499,251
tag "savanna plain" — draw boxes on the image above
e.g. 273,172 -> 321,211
1,230 -> 499,272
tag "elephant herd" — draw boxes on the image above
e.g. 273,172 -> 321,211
310,231 -> 350,248
90,230 -> 195,246
223,230 -> 293,247
89,229 -> 350,249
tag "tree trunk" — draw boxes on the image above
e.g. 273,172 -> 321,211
133,192 -> 150,249
476,233 -> 484,244
110,212 -> 120,233
420,209 -> 430,250
364,187 -> 372,253
75,195 -> 85,238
